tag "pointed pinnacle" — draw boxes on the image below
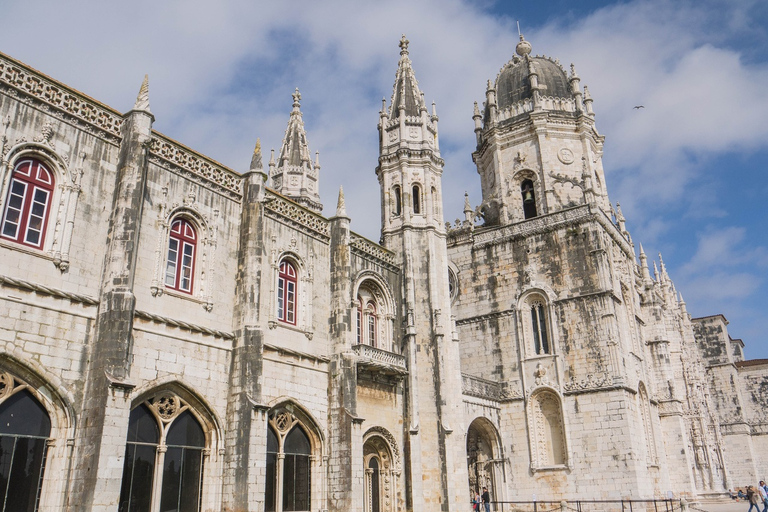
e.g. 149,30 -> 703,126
314,151 -> 321,169
336,186 -> 346,217
250,138 -> 263,170
464,192 -> 473,213
134,74 -> 150,112
292,88 -> 301,110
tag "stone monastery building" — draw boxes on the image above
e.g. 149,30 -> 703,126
0,33 -> 766,512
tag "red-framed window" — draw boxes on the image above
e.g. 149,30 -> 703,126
165,219 -> 196,293
356,298 -> 363,344
1,158 -> 55,248
366,302 -> 377,348
277,260 -> 297,325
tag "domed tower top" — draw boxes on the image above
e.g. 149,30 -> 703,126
479,34 -> 593,127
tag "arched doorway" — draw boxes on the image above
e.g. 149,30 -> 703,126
363,429 -> 399,512
466,418 -> 501,503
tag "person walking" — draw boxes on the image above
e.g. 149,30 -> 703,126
757,482 -> 768,512
747,486 -> 760,512
481,486 -> 491,512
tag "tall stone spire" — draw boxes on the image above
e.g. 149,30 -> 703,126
270,88 -> 322,213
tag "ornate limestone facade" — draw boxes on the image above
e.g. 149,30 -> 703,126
0,34 -> 765,512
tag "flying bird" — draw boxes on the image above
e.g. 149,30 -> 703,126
633,105 -> 645,109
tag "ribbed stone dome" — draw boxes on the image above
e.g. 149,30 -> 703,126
496,56 -> 571,110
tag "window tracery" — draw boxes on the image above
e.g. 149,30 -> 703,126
118,391 -> 208,512
266,410 -> 315,512
520,293 -> 554,357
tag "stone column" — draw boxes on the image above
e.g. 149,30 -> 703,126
67,94 -> 154,511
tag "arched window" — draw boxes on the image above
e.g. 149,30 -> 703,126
366,302 -> 377,348
266,412 -> 314,512
530,301 -> 550,355
1,158 -> 55,248
119,394 -> 207,512
363,432 -> 397,512
521,179 -> 537,219
412,185 -> 421,214
0,388 -> 51,512
165,218 -> 197,293
530,391 -> 567,467
356,295 -> 378,348
278,260 -> 298,325
393,186 -> 402,216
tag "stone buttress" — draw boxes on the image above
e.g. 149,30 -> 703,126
67,78 -> 154,511
223,141 -> 270,511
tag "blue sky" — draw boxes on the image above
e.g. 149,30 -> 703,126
1,0 -> 766,358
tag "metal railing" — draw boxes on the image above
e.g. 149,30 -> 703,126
475,499 -> 683,512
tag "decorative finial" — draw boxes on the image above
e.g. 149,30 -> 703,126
314,150 -> 321,169
134,74 -> 151,112
336,186 -> 346,217
292,88 -> 301,109
516,33 -> 532,57
399,34 -> 410,56
464,192 -> 472,213
570,63 -> 578,78
250,138 -> 263,170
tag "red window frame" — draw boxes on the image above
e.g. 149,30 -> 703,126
366,302 -> 377,348
277,260 -> 297,325
165,219 -> 197,294
1,158 -> 54,248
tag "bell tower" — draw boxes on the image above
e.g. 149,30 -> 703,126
473,35 -> 611,226
376,35 -> 468,512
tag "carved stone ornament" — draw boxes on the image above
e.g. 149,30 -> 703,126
0,372 -> 14,401
557,147 -> 574,164
151,393 -> 181,421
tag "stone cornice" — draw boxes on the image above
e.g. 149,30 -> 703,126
349,233 -> 399,272
263,191 -> 330,242
455,309 -> 514,326
0,51 -> 123,145
148,132 -> 243,200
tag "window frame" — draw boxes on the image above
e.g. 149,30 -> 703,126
1,158 -> 55,249
165,218 -> 197,294
119,395 -> 208,512
278,259 -> 298,325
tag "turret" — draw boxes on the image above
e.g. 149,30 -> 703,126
270,88 -> 323,212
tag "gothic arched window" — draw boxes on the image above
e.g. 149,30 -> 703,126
412,185 -> 421,214
165,218 -> 197,293
1,158 -> 55,248
393,186 -> 402,216
0,388 -> 51,512
521,179 -> 537,219
119,395 -> 207,512
266,412 -> 314,512
278,260 -> 298,325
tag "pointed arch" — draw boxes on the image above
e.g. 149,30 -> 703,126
266,399 -> 325,512
119,381 -> 220,512
466,417 -> 503,502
